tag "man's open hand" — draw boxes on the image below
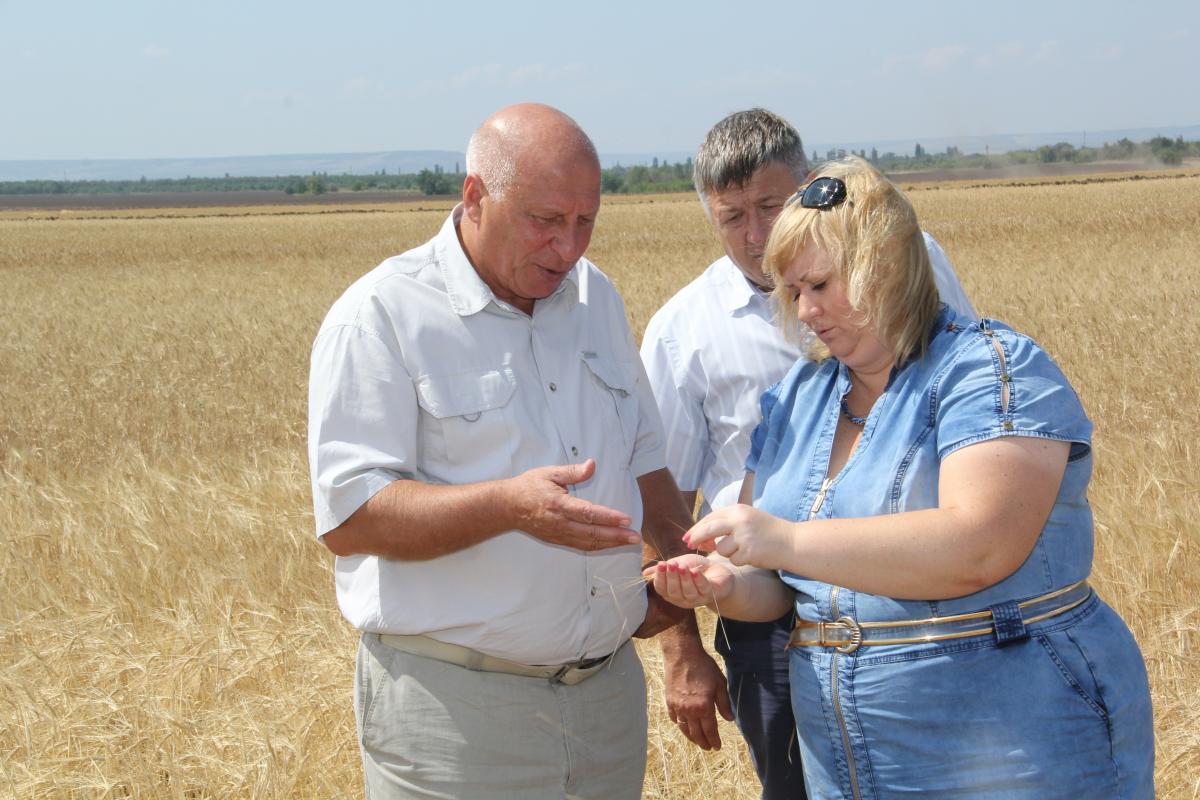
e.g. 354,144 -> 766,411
504,458 -> 641,551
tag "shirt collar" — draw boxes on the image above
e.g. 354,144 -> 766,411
835,360 -> 855,397
435,204 -> 580,317
718,256 -> 772,314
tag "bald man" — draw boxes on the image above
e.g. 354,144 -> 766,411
308,103 -> 714,799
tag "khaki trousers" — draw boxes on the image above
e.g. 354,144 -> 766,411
354,632 -> 647,800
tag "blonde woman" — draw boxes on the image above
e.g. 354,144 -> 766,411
646,157 -> 1154,798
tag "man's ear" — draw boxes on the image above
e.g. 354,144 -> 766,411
462,173 -> 486,223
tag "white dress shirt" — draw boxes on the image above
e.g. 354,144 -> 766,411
640,232 -> 977,515
309,206 -> 666,664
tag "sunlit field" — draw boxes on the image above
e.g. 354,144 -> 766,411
2,170 -> 1198,798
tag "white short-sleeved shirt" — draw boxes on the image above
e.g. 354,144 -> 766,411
640,232 -> 976,515
309,206 -> 666,664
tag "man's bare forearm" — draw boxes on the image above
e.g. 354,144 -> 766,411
658,608 -> 707,653
636,468 -> 710,645
637,468 -> 694,562
323,459 -> 642,560
322,478 -> 511,560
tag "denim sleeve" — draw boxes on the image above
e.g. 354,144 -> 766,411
745,379 -> 785,474
935,326 -> 1093,461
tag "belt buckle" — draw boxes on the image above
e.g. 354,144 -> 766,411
834,616 -> 863,654
551,654 -> 606,685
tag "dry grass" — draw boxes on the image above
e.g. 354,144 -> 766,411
1,173 -> 1197,798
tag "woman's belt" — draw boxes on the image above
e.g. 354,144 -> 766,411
787,580 -> 1092,654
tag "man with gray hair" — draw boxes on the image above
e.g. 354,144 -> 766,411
309,102 -> 711,799
640,108 -> 976,797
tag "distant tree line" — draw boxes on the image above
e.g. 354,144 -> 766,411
2,137 -> 1195,198
865,135 -> 1197,171
601,157 -> 695,194
0,158 -> 697,197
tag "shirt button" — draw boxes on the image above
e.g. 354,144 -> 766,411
549,382 -> 557,391
571,446 -> 579,456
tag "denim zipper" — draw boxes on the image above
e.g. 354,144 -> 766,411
982,325 -> 1013,423
810,480 -> 863,800
809,477 -> 833,516
829,586 -> 862,800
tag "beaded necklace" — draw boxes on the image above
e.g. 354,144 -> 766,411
840,395 -> 868,426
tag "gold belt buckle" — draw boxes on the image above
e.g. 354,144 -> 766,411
834,616 -> 863,654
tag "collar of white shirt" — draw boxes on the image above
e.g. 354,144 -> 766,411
435,204 -> 580,318
718,256 -> 771,315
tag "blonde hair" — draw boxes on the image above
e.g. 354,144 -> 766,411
764,156 -> 940,364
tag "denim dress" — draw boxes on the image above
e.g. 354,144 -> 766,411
747,306 -> 1154,799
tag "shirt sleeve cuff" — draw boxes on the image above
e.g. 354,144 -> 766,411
313,468 -> 401,538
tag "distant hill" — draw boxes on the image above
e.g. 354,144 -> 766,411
2,125 -> 1197,182
0,150 -> 465,182
0,149 -> 698,182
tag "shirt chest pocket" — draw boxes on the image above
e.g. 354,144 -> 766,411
415,367 -> 516,482
580,354 -> 639,458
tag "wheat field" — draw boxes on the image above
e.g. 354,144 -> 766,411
1,172 -> 1197,798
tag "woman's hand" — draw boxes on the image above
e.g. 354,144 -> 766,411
683,504 -> 798,571
642,554 -> 735,610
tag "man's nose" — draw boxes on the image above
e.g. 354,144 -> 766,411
746,210 -> 771,246
551,226 -> 588,263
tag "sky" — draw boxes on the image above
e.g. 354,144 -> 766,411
2,0 -> 1197,162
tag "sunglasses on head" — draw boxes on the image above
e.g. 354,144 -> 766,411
793,176 -> 848,210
